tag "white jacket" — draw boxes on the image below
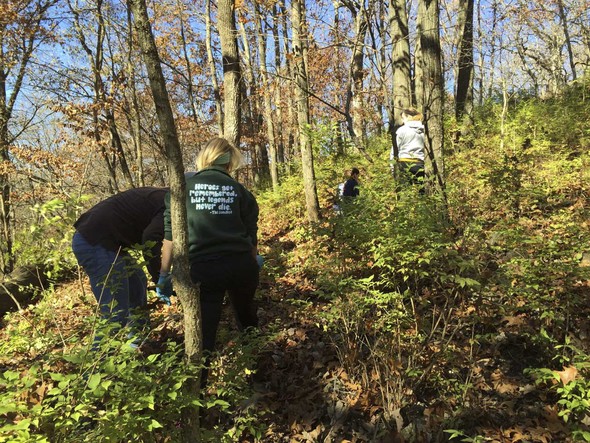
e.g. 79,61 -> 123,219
392,121 -> 425,161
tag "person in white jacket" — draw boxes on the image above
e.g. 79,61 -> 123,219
390,108 -> 426,192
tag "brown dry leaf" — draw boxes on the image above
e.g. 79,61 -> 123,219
556,366 -> 577,385
301,424 -> 322,441
502,427 -> 526,441
494,381 -> 518,394
529,426 -> 551,443
31,382 -> 47,404
502,315 -> 526,326
491,368 -> 504,382
543,405 -> 566,432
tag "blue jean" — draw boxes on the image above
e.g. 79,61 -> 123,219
72,231 -> 148,329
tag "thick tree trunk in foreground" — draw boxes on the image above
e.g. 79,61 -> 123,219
291,0 -> 320,223
389,0 -> 412,161
390,0 -> 412,125
127,1 -> 202,440
218,0 -> 241,149
417,0 -> 445,196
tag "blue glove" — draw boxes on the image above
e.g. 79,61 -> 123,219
156,273 -> 173,305
256,254 -> 264,269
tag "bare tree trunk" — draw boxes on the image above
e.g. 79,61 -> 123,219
291,0 -> 320,223
417,0 -> 445,196
218,0 -> 241,148
389,0 -> 412,161
127,1 -> 201,440
272,4 -> 286,165
343,0 -> 369,142
556,0 -> 577,81
486,0 -> 499,98
177,0 -> 201,126
281,1 -> 297,167
126,7 -> 145,187
390,0 -> 412,125
0,128 -> 13,275
107,110 -> 135,187
69,0 -> 120,192
255,2 -> 279,189
454,0 -> 474,150
455,0 -> 474,122
0,0 -> 55,274
238,9 -> 269,185
206,0 -> 224,135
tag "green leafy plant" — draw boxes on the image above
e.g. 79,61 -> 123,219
0,338 -> 202,443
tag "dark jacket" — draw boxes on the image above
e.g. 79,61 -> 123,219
74,187 -> 167,281
164,167 -> 258,262
342,178 -> 359,197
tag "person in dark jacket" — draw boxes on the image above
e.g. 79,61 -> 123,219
342,167 -> 360,197
72,187 -> 167,345
158,137 -> 259,385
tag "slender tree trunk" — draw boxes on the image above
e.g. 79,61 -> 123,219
127,1 -> 201,440
272,4 -> 285,165
281,1 -> 296,167
291,0 -> 320,222
455,0 -> 474,122
344,3 -> 368,142
417,0 -> 445,195
238,10 -> 269,185
205,0 -> 224,135
454,0 -> 474,150
475,0 -> 483,107
107,110 -> 135,187
0,128 -> 13,275
126,7 -> 145,186
487,0 -> 499,99
255,2 -> 279,189
177,0 -> 200,126
69,0 -> 119,192
340,0 -> 374,162
218,0 -> 241,148
556,0 -> 577,81
0,0 -> 54,274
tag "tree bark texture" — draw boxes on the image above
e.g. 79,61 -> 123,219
206,0 -> 224,136
127,0 -> 202,440
455,0 -> 474,122
218,0 -> 241,149
417,0 -> 445,194
346,3 -> 369,142
290,0 -> 320,223
390,0 -> 412,125
255,2 -> 279,189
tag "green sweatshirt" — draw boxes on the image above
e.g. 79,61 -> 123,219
164,167 -> 258,261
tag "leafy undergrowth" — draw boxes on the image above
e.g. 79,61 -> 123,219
3,83 -> 590,441
1,204 -> 590,442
